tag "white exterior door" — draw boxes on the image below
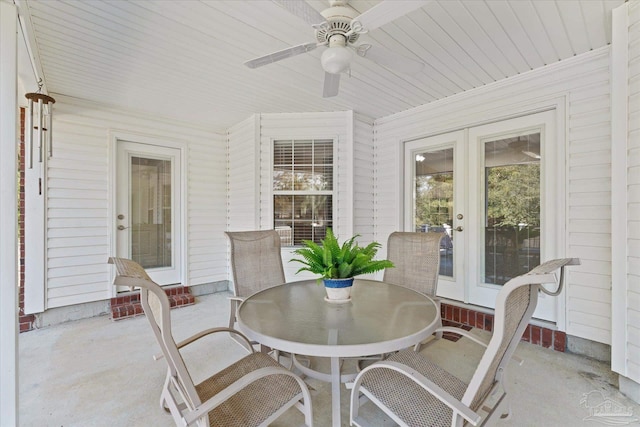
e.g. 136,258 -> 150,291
116,141 -> 182,285
405,130 -> 466,302
405,110 -> 559,321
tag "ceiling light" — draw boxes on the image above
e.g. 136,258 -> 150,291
320,35 -> 352,74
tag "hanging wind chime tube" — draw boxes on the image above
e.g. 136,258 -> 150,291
25,91 -> 55,169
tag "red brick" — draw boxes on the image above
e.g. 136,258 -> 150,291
553,331 -> 566,352
542,328 -> 553,348
531,325 -> 542,345
466,311 -> 474,328
460,309 -> 468,325
452,307 -> 460,323
484,314 -> 493,332
477,313 -> 485,330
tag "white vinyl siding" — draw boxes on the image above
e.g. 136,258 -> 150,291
374,49 -> 613,343
45,98 -> 224,308
353,114 -> 375,245
227,115 -> 260,231
625,0 -> 640,382
255,112 -> 353,281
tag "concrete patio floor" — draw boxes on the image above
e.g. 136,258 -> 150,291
19,291 -> 640,427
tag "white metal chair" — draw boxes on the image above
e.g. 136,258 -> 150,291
108,257 -> 313,427
383,231 -> 445,351
350,258 -> 580,427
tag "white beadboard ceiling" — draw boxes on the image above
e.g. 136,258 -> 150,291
17,0 -> 623,132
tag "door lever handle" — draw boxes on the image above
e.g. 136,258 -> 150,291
117,225 -> 129,231
454,226 -> 463,232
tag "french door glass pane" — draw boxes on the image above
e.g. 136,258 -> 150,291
484,133 -> 541,285
414,148 -> 454,277
130,156 -> 172,269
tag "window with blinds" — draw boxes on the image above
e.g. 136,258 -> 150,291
273,139 -> 333,246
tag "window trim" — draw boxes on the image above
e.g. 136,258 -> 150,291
271,138 -> 336,247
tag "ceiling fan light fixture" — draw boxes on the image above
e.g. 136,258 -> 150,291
321,46 -> 352,74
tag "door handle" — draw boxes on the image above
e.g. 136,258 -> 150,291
117,225 -> 129,231
454,226 -> 463,232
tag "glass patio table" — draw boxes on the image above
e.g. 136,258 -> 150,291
237,278 -> 440,427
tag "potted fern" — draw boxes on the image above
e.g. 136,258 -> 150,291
291,228 -> 394,302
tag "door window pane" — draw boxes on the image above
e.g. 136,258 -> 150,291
484,133 -> 541,285
130,156 -> 172,269
414,148 -> 454,277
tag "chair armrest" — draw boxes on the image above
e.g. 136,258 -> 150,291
353,361 -> 481,426
184,365 -> 311,425
434,326 -> 523,365
153,327 -> 254,361
436,326 -> 490,348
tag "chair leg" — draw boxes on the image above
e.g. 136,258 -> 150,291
160,371 -> 171,412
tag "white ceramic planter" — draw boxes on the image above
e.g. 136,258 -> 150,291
323,278 -> 354,303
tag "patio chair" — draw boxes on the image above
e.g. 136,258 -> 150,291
383,231 -> 445,351
350,258 -> 580,427
225,230 -> 286,332
108,257 -> 313,427
226,230 -> 297,365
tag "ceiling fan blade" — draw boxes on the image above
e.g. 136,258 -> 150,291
273,0 -> 328,29
356,44 -> 424,75
323,72 -> 340,98
244,42 -> 318,69
352,1 -> 430,32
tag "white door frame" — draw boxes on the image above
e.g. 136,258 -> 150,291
109,132 -> 187,293
402,108 -> 565,323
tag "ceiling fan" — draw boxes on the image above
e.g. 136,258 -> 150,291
244,0 -> 429,97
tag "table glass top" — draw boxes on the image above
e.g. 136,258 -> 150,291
237,279 -> 438,349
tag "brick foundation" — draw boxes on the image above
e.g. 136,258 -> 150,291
110,285 -> 195,320
441,302 -> 567,352
18,107 -> 36,333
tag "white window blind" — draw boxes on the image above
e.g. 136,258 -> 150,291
273,139 -> 333,246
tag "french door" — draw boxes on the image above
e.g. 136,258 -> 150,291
116,141 -> 182,285
405,111 -> 558,321
405,130 -> 466,302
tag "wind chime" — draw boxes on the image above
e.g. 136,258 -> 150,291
24,81 -> 55,169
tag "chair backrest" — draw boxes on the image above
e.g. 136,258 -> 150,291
225,230 -> 286,297
383,231 -> 444,297
462,258 -> 579,410
108,257 -> 201,409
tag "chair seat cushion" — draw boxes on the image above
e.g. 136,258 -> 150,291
196,352 -> 302,426
360,349 -> 468,427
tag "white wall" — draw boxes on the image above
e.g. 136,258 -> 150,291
626,0 -> 640,386
374,48 -> 613,344
226,111 -> 375,281
45,97 -> 225,309
353,114 -> 376,243
0,2 -> 19,422
227,115 -> 260,231
612,0 -> 640,393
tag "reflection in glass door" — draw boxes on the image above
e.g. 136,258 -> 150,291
116,141 -> 181,286
414,147 -> 454,277
130,156 -> 172,269
405,131 -> 465,301
484,133 -> 541,285
467,110 -> 556,320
